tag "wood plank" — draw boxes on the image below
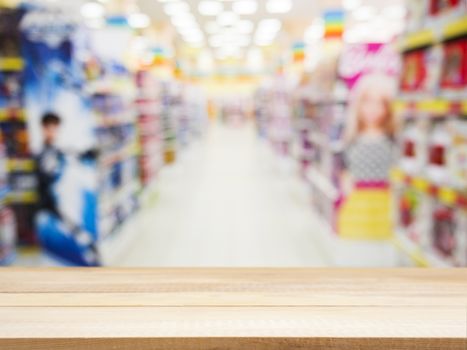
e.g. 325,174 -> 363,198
0,290 -> 465,306
1,268 -> 466,306
0,306 -> 464,338
2,338 -> 466,350
0,268 -> 466,349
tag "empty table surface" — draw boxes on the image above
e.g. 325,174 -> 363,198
0,268 -> 466,349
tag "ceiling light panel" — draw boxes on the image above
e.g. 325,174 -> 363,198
257,18 -> 282,33
232,0 -> 258,15
199,1 -> 224,16
236,19 -> 254,33
164,1 -> 189,16
217,11 -> 239,26
266,0 -> 292,14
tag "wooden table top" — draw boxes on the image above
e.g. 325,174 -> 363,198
0,268 -> 466,350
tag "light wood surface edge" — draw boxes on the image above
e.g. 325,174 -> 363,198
0,337 -> 466,350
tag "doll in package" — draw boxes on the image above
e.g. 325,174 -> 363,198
440,38 -> 467,98
400,46 -> 442,96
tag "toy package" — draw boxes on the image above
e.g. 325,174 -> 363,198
432,204 -> 456,255
400,119 -> 430,175
431,202 -> 466,265
400,46 -> 443,96
426,120 -> 451,185
447,118 -> 467,188
429,0 -> 463,16
440,38 -> 467,98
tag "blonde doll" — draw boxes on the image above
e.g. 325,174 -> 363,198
338,74 -> 397,240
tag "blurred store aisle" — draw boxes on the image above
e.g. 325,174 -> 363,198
117,122 -> 331,267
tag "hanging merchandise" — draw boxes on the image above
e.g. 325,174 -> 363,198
292,42 -> 306,63
323,10 -> 345,40
392,0 -> 467,267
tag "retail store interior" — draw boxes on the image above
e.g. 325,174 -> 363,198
0,0 -> 466,268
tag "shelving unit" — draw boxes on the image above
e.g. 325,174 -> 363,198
0,7 -> 37,246
394,99 -> 467,116
391,168 -> 467,208
89,63 -> 142,239
0,138 -> 15,266
160,81 -> 178,164
392,1 -> 467,267
400,14 -> 467,52
135,69 -> 163,188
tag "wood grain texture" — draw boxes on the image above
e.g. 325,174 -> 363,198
0,268 -> 466,350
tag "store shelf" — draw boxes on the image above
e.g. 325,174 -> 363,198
6,158 -> 35,172
96,114 -> 136,128
390,168 -> 467,208
400,30 -> 435,51
0,109 -> 26,122
0,57 -> 24,71
393,99 -> 467,116
400,15 -> 467,51
392,230 -> 452,267
6,190 -> 37,204
100,142 -> 140,168
443,15 -> 467,41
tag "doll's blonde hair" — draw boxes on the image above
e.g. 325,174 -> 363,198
344,73 -> 397,143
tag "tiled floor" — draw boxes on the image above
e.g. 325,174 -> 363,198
116,122 -> 332,267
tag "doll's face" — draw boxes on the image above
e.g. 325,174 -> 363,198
359,90 -> 388,130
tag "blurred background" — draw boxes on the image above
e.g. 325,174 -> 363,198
0,0 -> 465,267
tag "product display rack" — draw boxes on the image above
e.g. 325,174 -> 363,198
304,99 -> 346,230
87,62 -> 142,239
400,14 -> 467,52
0,137 -> 15,265
160,81 -> 178,164
0,7 -> 36,246
392,0 -> 467,267
135,69 -> 163,188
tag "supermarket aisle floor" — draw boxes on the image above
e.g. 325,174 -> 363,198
116,122 -> 331,267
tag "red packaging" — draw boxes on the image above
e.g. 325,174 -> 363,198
440,38 -> 467,89
401,50 -> 427,92
429,0 -> 461,15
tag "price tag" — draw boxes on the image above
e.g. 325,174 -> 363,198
439,187 -> 457,206
413,177 -> 429,193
